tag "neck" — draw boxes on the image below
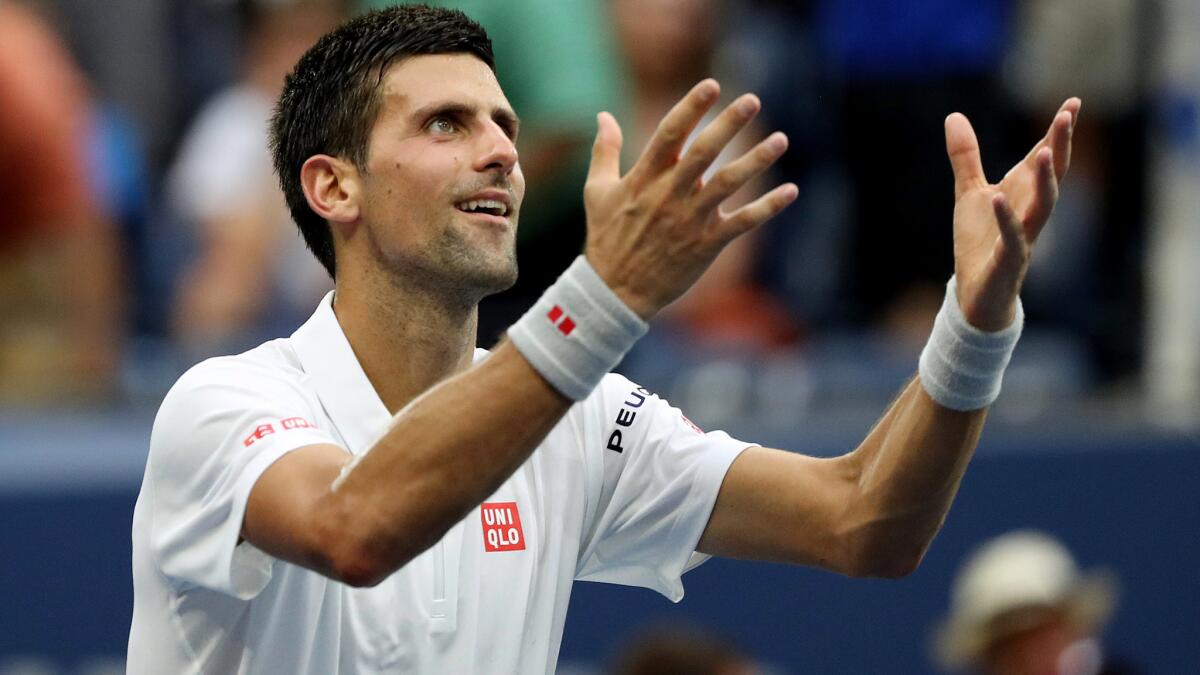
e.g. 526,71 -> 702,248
331,270 -> 479,414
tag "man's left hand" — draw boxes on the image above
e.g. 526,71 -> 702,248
945,98 -> 1081,331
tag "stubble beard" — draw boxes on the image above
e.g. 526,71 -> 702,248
371,216 -> 519,309
429,221 -> 519,300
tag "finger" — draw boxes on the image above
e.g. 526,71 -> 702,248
717,182 -> 799,241
1028,109 -> 1071,181
992,191 -> 1028,264
945,113 -> 986,199
1020,98 -> 1080,179
1048,107 -> 1075,180
1060,96 -> 1082,131
694,131 -> 788,212
634,79 -> 721,177
1025,147 -> 1058,240
672,94 -> 762,195
586,111 -> 623,185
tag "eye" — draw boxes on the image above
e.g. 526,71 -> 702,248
428,116 -> 457,134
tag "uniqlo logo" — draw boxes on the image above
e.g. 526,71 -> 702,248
280,416 -> 314,430
480,501 -> 526,552
546,305 -> 576,336
242,416 -> 317,447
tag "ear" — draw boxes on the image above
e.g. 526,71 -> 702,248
300,154 -> 361,229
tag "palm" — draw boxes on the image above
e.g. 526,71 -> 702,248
952,160 -> 1035,279
945,99 -> 1080,330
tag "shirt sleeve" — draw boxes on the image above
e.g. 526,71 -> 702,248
574,374 -> 754,602
145,355 -> 339,599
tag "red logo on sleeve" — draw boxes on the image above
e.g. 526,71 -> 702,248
243,423 -> 276,447
480,502 -> 526,552
242,417 -> 317,447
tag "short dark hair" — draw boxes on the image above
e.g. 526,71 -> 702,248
269,4 -> 495,279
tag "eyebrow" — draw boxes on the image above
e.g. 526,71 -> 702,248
411,101 -> 522,138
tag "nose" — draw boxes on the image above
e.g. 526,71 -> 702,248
474,121 -> 519,175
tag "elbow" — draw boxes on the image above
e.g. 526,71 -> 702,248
833,493 -> 942,579
837,524 -> 932,579
859,550 -> 924,579
312,507 -> 405,588
327,545 -> 391,588
886,551 -> 925,578
841,544 -> 925,579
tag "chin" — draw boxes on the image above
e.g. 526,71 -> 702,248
471,252 -> 519,297
404,225 -> 518,298
427,241 -> 516,298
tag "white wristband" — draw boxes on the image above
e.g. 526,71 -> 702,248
508,255 -> 648,400
918,276 -> 1024,411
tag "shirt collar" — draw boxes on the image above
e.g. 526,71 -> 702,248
290,291 -> 392,453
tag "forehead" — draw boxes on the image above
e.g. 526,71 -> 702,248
376,53 -> 511,118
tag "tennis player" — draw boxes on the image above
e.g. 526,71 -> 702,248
127,6 -> 1079,673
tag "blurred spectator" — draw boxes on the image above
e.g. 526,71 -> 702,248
933,531 -> 1136,675
164,0 -> 344,356
610,625 -> 759,675
815,0 -> 1020,348
0,1 -> 124,403
361,0 -> 627,345
41,0 -> 175,171
1005,0 -> 1150,384
164,0 -> 245,142
611,0 -> 798,352
725,0 -> 849,331
1144,0 -> 1200,425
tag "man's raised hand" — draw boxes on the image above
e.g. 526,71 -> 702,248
582,79 -> 798,319
946,98 -> 1082,331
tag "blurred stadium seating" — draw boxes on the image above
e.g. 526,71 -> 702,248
1,1 -> 1197,672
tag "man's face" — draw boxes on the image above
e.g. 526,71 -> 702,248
356,53 -> 524,299
982,612 -> 1083,675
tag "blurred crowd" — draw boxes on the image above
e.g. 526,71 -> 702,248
933,530 -> 1134,675
597,525 -> 1137,675
1,0 -> 1195,425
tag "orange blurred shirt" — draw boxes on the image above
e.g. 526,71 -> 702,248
0,2 -> 95,248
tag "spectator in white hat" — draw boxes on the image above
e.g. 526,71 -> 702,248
933,530 -> 1132,675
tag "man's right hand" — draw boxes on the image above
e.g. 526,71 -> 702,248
581,79 -> 798,320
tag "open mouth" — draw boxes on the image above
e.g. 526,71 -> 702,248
455,199 -> 510,218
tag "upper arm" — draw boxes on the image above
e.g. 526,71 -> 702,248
146,360 -> 344,597
241,442 -> 352,578
696,445 -> 861,574
700,379 -> 986,578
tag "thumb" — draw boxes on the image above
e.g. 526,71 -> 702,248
586,111 -> 622,184
944,112 -> 985,200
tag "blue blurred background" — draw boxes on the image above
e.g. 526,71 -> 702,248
1,0 -> 1197,672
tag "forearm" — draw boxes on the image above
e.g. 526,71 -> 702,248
841,270 -> 1027,574
319,341 -> 570,584
697,96 -> 1074,578
841,378 -> 987,575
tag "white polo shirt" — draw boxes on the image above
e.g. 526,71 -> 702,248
128,292 -> 752,674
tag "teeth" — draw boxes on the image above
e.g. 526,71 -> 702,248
457,199 -> 508,216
